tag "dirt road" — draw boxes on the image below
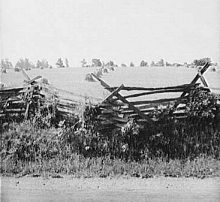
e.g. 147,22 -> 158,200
1,176 -> 220,202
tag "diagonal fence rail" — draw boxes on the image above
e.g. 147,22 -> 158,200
1,62 -> 219,129
92,62 -> 220,127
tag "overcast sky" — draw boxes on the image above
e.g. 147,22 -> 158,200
1,0 -> 220,66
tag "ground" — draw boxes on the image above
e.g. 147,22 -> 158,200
1,176 -> 220,202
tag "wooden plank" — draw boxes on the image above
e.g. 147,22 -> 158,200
0,99 -> 22,105
121,105 -> 187,115
24,86 -> 34,120
21,68 -> 31,81
180,62 -> 210,97
58,98 -> 80,106
100,121 -> 115,125
24,103 -> 30,119
101,109 -> 118,114
137,119 -> 152,123
0,87 -> 23,93
57,103 -> 77,109
175,115 -> 187,119
92,73 -> 153,124
57,107 -> 77,114
171,62 -> 210,112
128,114 -> 139,118
121,108 -> 155,114
24,75 -> 42,84
3,109 -> 26,113
121,103 -> 166,110
3,103 -> 25,109
99,101 -> 125,107
106,83 -> 199,91
113,96 -> 152,121
102,84 -> 124,102
123,88 -> 187,99
199,75 -> 209,87
111,117 -> 128,123
130,97 -> 187,105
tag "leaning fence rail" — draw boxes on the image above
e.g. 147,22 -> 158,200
0,62 -> 219,129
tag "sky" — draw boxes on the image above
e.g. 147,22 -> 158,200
1,0 -> 220,66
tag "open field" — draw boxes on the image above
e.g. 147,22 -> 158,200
1,176 -> 220,202
2,66 -> 220,101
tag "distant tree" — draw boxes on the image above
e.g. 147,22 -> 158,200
105,60 -> 115,67
140,60 -> 148,67
56,58 -> 65,68
1,59 -> 13,70
109,61 -> 114,66
121,64 -> 127,67
36,60 -> 41,69
36,59 -> 50,69
140,60 -> 145,67
193,58 -> 211,66
65,58 -> 69,67
151,61 -> 155,67
183,62 -> 188,67
15,58 -> 35,70
173,63 -> 182,67
165,61 -> 172,66
158,59 -> 164,66
92,59 -> 102,67
130,62 -> 134,67
81,59 -> 87,67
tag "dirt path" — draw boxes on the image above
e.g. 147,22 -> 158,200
1,176 -> 220,202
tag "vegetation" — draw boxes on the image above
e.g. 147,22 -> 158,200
193,58 -> 211,67
15,58 -> 35,70
81,59 -> 87,67
92,59 -> 102,67
140,60 -> 148,67
1,59 -> 13,71
1,88 -> 220,178
65,58 -> 69,67
130,62 -> 134,67
56,58 -> 65,68
2,57 -> 217,72
36,59 -> 50,69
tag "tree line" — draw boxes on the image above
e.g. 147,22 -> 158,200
1,57 -> 218,72
0,58 -> 70,72
81,57 -> 217,68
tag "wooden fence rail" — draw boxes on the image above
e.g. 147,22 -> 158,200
91,62 -> 220,128
1,62 -> 219,129
0,72 -> 97,122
